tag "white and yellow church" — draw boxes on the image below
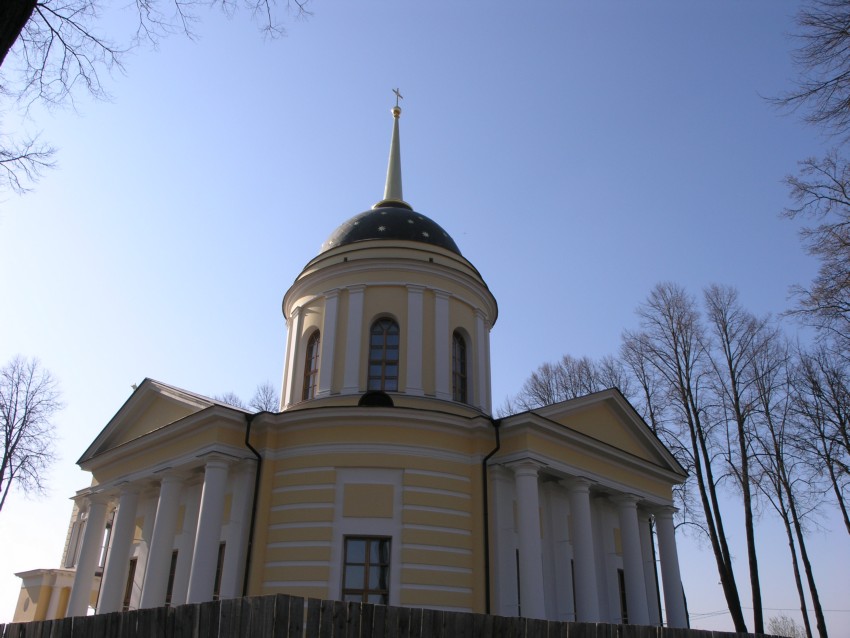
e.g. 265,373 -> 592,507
13,103 -> 689,628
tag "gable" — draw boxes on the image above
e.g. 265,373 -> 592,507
544,402 -> 655,463
104,398 -> 199,449
78,379 -> 217,463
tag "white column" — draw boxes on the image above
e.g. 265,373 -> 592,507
406,285 -> 425,396
564,478 -> 600,622
475,310 -> 490,413
513,461 -> 546,619
614,495 -> 649,625
434,291 -> 451,400
655,507 -> 687,628
186,457 -> 229,603
97,488 -> 139,613
68,495 -> 109,617
316,291 -> 339,398
139,473 -> 183,608
219,464 -> 256,599
638,511 -> 661,625
342,285 -> 365,394
284,306 -> 304,407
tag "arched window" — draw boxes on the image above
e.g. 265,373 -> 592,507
302,331 -> 320,400
368,319 -> 400,392
452,331 -> 468,403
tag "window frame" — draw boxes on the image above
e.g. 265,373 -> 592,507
452,330 -> 468,403
368,319 -> 400,392
302,330 -> 321,400
341,536 -> 391,604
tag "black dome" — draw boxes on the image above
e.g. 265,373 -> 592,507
321,206 -> 461,255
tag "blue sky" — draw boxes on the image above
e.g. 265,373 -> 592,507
1,1 -> 847,632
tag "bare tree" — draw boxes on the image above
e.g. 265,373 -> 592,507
774,0 -> 850,140
0,0 -> 311,192
784,152 -> 850,351
0,129 -> 54,193
0,356 -> 61,513
214,391 -> 246,409
626,282 -> 748,632
751,334 -> 826,638
510,353 -> 634,412
703,284 -> 769,633
249,381 -> 279,412
769,614 -> 808,638
793,345 -> 850,536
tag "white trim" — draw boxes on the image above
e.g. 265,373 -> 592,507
434,290 -> 451,400
316,291 -> 339,398
406,285 -> 425,396
342,285 -> 366,394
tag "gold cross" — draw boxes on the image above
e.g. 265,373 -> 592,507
393,88 -> 403,107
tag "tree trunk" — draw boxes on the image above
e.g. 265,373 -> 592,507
0,0 -> 37,68
786,474 -> 829,638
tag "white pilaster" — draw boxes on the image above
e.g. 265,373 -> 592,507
614,495 -> 649,625
139,473 -> 183,609
564,478 -> 600,622
218,464 -> 255,599
316,290 -> 339,398
475,310 -> 490,413
434,290 -> 451,400
406,285 -> 425,395
284,306 -> 304,408
490,466 -> 518,617
512,461 -> 546,619
655,507 -> 687,628
342,285 -> 365,394
68,495 -> 109,617
186,457 -> 229,603
97,487 -> 140,613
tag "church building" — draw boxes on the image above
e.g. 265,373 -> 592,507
13,102 -> 689,628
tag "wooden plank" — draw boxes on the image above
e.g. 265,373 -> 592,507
407,607 -> 423,638
332,600 -> 347,638
199,600 -> 221,638
171,603 -> 197,638
526,618 -> 548,638
272,595 -> 291,638
419,609 -> 438,638
317,599 -> 333,638
361,603 -> 376,638
306,599 -> 322,637
384,606 -> 399,638
454,610 -> 475,638
396,606 -> 412,638
287,596 -> 304,638
371,605 -> 387,638
346,602 -> 362,638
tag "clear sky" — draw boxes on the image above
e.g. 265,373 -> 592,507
1,0 -> 847,632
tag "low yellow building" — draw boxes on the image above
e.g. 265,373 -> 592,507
14,104 -> 688,628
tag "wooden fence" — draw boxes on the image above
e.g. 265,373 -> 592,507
0,594 -> 777,638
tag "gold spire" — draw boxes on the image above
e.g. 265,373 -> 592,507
374,89 -> 411,210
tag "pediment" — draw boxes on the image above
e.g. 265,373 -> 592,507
504,389 -> 685,477
77,378 -> 216,463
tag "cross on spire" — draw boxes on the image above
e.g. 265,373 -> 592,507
393,88 -> 403,108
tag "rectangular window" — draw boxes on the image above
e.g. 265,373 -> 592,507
122,558 -> 137,612
342,536 -> 390,604
618,568 -> 629,624
165,550 -> 179,607
213,542 -> 226,601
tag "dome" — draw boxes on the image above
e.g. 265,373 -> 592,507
321,206 -> 462,255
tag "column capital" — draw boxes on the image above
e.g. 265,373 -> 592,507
406,284 -> 426,293
433,289 -> 451,300
611,493 -> 641,508
506,458 -> 545,477
346,284 -> 366,294
561,476 -> 594,493
324,289 -> 340,300
652,504 -> 678,519
196,453 -> 232,470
